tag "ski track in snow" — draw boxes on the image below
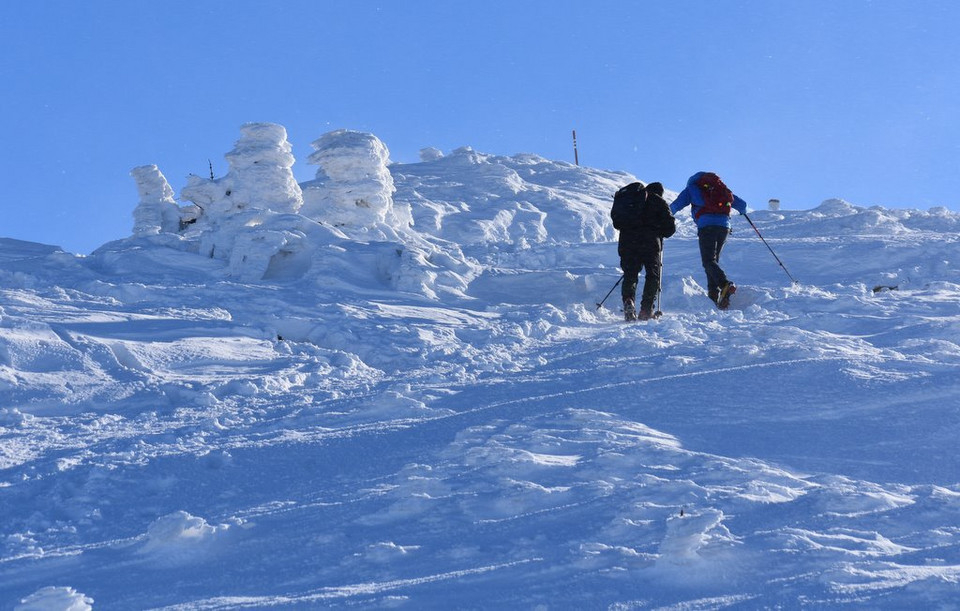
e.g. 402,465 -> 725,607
2,147 -> 960,608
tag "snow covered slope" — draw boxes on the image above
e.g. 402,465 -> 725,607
1,127 -> 959,609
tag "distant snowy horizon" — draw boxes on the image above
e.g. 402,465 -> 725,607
50,121 -> 960,260
2,123 -> 959,608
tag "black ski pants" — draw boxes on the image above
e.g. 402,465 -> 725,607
620,247 -> 661,312
698,225 -> 731,299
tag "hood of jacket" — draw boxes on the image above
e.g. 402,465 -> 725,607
687,172 -> 708,188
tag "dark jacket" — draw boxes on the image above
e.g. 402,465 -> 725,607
613,182 -> 676,256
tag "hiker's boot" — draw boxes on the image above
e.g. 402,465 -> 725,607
717,282 -> 737,310
623,298 -> 636,322
637,307 -> 654,321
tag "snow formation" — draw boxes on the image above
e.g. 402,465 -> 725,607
181,122 -> 303,218
130,165 -> 181,236
300,128 -> 406,233
1,123 -> 959,608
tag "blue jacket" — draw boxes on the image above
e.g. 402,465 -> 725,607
670,172 -> 747,229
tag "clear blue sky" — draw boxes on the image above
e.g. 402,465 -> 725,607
2,1 -> 958,254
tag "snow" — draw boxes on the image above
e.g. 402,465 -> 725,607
2,123 -> 960,608
300,129 -> 402,232
131,166 -> 181,237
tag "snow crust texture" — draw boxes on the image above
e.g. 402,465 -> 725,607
1,125 -> 960,608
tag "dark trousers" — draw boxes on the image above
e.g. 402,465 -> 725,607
620,249 -> 661,312
697,225 -> 730,299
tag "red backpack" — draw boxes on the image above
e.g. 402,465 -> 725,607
695,172 -> 733,219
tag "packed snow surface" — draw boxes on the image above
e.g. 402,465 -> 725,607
2,125 -> 960,608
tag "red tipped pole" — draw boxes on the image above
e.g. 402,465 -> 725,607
572,130 -> 579,166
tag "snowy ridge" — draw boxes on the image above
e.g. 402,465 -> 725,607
1,125 -> 960,608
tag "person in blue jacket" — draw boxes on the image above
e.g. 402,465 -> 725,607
670,172 -> 748,308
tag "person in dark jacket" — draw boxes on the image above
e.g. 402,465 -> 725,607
669,172 -> 748,308
611,182 -> 676,321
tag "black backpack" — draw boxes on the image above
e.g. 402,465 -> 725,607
611,182 -> 646,231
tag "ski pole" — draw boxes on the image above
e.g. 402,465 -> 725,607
596,274 -> 624,310
654,243 -> 663,318
744,214 -> 798,284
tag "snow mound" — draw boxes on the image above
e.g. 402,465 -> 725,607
15,586 -> 93,611
0,239 -> 64,262
419,146 -> 444,162
140,511 -> 237,565
392,147 -> 628,249
771,198 -> 960,235
656,508 -> 736,567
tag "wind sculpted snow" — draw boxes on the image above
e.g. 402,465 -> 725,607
1,130 -> 960,608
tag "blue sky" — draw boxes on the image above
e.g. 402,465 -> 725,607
2,1 -> 958,254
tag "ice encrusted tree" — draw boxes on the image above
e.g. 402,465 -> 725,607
223,122 -> 303,215
181,122 -> 303,219
300,129 -> 411,234
172,123 -> 307,277
181,123 -> 303,222
124,123 -> 472,290
130,165 -> 181,236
